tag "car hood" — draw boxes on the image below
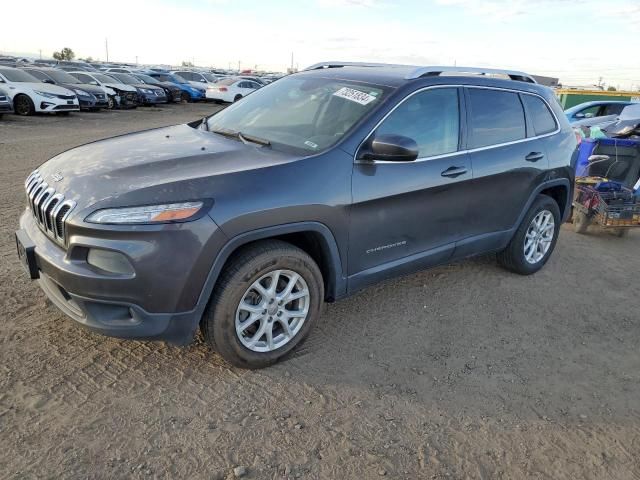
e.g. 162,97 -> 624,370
18,82 -> 75,95
103,82 -> 136,92
131,83 -> 163,91
35,123 -> 295,212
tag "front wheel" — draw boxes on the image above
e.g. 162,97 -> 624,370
180,92 -> 190,103
233,94 -> 242,102
14,94 -> 35,116
497,194 -> 561,275
201,240 -> 324,369
107,96 -> 116,109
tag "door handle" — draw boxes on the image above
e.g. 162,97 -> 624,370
525,152 -> 545,162
441,166 -> 468,178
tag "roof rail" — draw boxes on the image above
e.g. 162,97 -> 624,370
406,66 -> 537,83
304,61 -> 411,71
304,62 -> 537,84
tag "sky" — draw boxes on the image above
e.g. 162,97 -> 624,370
2,0 -> 640,89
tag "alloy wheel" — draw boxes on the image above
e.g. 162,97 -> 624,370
235,269 -> 310,353
524,210 -> 555,264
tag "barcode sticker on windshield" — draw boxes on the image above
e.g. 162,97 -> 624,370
333,87 -> 377,106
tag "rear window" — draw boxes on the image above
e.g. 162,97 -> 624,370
467,89 -> 526,149
522,94 -> 557,136
217,78 -> 237,86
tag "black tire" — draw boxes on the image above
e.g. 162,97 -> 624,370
611,228 -> 628,238
573,210 -> 590,234
181,92 -> 190,103
497,194 -> 561,275
107,96 -> 116,109
233,94 -> 242,102
201,240 -> 324,369
14,94 -> 35,116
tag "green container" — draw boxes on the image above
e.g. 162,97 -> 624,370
557,89 -> 640,109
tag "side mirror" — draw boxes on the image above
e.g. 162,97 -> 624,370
574,112 -> 585,119
359,134 -> 419,162
584,112 -> 595,118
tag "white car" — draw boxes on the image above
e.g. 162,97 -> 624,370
69,71 -> 138,109
0,66 -> 79,115
206,77 -> 262,103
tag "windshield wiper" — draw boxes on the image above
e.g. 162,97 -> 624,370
211,129 -> 270,146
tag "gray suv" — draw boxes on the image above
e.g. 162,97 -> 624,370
16,63 -> 577,368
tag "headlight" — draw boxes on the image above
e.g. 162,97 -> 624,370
34,90 -> 56,99
74,89 -> 90,97
140,88 -> 153,94
86,201 -> 204,224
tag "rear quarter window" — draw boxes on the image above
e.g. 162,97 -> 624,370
467,89 -> 526,149
521,94 -> 557,136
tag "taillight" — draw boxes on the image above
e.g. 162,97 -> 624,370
219,87 -> 228,92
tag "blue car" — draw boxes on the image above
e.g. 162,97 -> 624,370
144,71 -> 205,102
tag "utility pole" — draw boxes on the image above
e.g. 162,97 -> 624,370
105,38 -> 109,62
135,55 -> 138,66
238,60 -> 241,71
290,51 -> 294,71
39,49 -> 42,60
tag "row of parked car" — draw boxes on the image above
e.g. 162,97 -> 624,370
0,59 -> 283,118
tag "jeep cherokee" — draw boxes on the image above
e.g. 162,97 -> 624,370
16,62 -> 577,368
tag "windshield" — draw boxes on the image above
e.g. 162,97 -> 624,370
0,68 -> 40,82
94,73 -> 118,83
202,73 -> 217,82
111,73 -> 138,84
172,73 -> 188,83
46,69 -> 80,84
135,74 -> 157,84
206,76 -> 389,153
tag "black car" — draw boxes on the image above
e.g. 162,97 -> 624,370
132,73 -> 182,103
106,73 -> 167,105
21,67 -> 108,110
16,63 -> 577,369
0,87 -> 13,118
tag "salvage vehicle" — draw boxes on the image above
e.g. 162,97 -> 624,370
172,70 -> 220,89
132,73 -> 182,103
0,67 -> 79,116
206,77 -> 261,103
22,67 -> 108,111
106,73 -> 167,105
15,63 -> 576,368
68,71 -> 138,109
145,71 -> 205,102
565,100 -> 634,127
0,87 -> 13,118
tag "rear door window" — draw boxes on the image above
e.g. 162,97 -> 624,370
521,94 -> 557,136
467,89 -> 526,149
376,88 -> 460,158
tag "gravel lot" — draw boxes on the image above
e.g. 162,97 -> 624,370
1,104 -> 639,480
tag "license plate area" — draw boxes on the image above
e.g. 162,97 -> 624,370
15,230 -> 39,279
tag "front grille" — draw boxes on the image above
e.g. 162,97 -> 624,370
94,93 -> 105,100
24,170 -> 76,248
53,105 -> 77,110
56,94 -> 76,100
154,90 -> 164,96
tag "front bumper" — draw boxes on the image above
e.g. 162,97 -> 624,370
35,95 -> 80,113
18,209 -> 226,344
77,96 -> 97,110
141,92 -> 168,104
0,103 -> 12,113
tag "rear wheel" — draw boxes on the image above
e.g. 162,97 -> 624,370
201,240 -> 324,369
14,94 -> 34,116
233,94 -> 243,102
497,194 -> 561,275
611,228 -> 628,238
180,92 -> 190,103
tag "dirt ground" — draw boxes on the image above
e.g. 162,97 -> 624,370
1,104 -> 639,480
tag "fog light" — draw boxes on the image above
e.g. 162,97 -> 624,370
87,248 -> 134,275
